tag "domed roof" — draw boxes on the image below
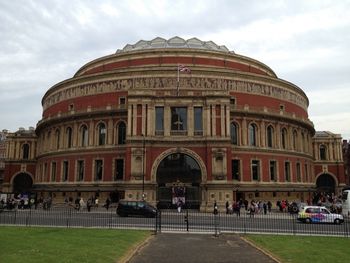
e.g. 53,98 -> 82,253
116,36 -> 232,54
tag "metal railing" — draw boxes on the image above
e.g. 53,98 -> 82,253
1,206 -> 349,237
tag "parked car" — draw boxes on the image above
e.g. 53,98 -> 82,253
297,206 -> 344,224
116,200 -> 157,218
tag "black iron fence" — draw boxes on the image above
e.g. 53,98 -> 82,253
1,207 -> 350,237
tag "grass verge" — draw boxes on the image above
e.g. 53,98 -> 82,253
245,234 -> 350,263
0,226 -> 150,263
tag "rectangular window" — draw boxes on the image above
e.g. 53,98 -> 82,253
77,160 -> 84,181
232,159 -> 240,180
304,163 -> 308,182
285,162 -> 290,182
171,107 -> 187,131
252,160 -> 260,181
62,161 -> 69,182
114,159 -> 124,180
51,162 -> 56,182
194,107 -> 203,135
155,107 -> 164,134
119,97 -> 126,106
296,162 -> 301,182
95,160 -> 103,181
270,161 -> 276,181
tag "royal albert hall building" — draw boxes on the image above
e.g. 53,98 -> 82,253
2,37 -> 346,210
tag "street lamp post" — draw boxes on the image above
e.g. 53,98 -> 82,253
142,134 -> 145,200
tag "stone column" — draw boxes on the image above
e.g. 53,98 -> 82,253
127,104 -> 133,137
89,121 -> 94,146
107,119 -> 113,145
188,106 -> 194,136
242,118 -> 247,146
260,120 -> 265,148
73,123 -> 78,147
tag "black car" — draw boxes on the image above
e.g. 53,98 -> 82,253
116,200 -> 157,217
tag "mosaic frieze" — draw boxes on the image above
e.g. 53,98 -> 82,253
43,77 -> 307,109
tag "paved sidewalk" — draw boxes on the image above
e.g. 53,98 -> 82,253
128,233 -> 278,263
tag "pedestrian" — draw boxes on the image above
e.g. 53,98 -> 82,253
79,197 -> 85,210
104,198 -> 110,210
234,201 -> 240,217
95,198 -> 99,208
225,201 -> 229,214
177,199 -> 183,213
87,198 -> 92,212
213,200 -> 218,215
267,201 -> 272,213
75,197 -> 80,210
244,199 -> 248,211
263,202 -> 267,215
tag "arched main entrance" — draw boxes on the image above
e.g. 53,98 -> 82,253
156,153 -> 201,209
316,173 -> 336,193
13,173 -> 33,194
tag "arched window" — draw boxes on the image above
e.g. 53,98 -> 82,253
98,123 -> 106,146
281,128 -> 287,149
230,122 -> 238,145
320,145 -> 327,160
267,125 -> 274,148
22,144 -> 29,159
55,129 -> 60,150
81,125 -> 88,147
66,127 -> 73,148
117,122 -> 126,145
293,130 -> 298,150
248,123 -> 257,146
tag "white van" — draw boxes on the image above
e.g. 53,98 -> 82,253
341,190 -> 350,216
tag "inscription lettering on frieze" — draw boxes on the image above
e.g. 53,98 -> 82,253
44,77 -> 307,109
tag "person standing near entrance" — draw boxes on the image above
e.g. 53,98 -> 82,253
177,199 -> 183,213
213,200 -> 218,215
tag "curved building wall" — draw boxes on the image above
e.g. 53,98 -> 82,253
3,38 -> 345,210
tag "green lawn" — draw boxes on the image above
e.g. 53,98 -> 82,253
245,234 -> 350,263
0,226 -> 150,263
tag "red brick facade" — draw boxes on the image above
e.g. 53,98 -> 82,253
2,37 -> 346,210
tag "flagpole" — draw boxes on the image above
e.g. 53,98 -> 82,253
177,64 -> 179,96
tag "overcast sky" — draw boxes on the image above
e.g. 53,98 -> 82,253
0,0 -> 349,139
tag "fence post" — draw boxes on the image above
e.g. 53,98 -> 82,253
108,211 -> 113,229
154,210 -> 158,235
66,207 -> 72,228
13,209 -> 17,225
344,216 -> 349,238
292,213 -> 296,235
25,208 -> 32,226
158,210 -> 162,233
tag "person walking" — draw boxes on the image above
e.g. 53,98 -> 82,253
87,198 -> 92,212
104,197 -> 110,210
263,202 -> 267,215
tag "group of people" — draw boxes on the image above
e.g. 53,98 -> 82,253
0,195 -> 52,210
225,199 -> 273,216
65,196 -> 112,212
